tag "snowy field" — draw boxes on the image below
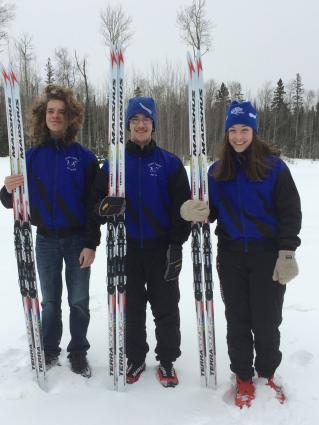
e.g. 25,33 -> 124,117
0,156 -> 318,425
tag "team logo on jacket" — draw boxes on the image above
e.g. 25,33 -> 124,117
65,156 -> 80,171
148,162 -> 162,176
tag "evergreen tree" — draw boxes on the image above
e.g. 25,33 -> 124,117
216,82 -> 230,103
270,79 -> 290,147
271,78 -> 286,111
45,57 -> 55,85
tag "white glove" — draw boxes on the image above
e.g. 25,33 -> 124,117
272,250 -> 299,285
180,200 -> 210,222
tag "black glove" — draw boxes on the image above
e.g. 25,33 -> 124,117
96,196 -> 126,217
164,244 -> 183,282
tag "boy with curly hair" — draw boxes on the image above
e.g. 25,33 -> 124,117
1,85 -> 100,377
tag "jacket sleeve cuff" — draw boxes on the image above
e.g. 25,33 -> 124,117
0,185 -> 13,209
84,241 -> 98,251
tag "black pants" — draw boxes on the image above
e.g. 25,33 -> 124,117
217,249 -> 286,381
126,244 -> 181,364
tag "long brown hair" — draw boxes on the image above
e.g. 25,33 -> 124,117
28,85 -> 84,146
212,132 -> 281,181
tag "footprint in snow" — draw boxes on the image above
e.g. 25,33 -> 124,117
289,350 -> 313,366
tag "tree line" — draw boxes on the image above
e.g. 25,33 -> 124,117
1,0 -> 318,160
1,56 -> 318,161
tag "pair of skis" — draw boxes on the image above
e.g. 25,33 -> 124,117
1,65 -> 46,389
106,45 -> 127,391
187,51 -> 217,389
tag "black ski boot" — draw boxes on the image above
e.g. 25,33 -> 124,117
68,352 -> 91,378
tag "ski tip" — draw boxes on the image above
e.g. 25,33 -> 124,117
110,49 -> 117,66
187,53 -> 195,77
1,64 -> 10,84
196,56 -> 203,73
117,48 -> 124,65
10,69 -> 18,84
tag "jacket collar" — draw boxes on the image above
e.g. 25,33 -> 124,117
126,139 -> 157,155
42,137 -> 74,149
232,146 -> 252,167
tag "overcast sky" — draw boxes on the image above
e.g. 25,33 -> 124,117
2,0 -> 319,96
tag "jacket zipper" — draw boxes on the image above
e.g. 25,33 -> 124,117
53,140 -> 59,235
138,156 -> 144,248
236,172 -> 248,252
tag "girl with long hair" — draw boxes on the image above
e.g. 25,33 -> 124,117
180,100 -> 301,407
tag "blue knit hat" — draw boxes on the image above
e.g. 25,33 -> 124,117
225,100 -> 258,132
125,96 -> 157,130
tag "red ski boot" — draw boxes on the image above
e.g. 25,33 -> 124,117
265,376 -> 286,404
156,362 -> 179,388
235,376 -> 255,408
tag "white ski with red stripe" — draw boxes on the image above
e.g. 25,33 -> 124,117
187,51 -> 217,389
1,63 -> 46,389
106,45 -> 126,391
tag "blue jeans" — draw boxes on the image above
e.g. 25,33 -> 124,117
35,234 -> 90,355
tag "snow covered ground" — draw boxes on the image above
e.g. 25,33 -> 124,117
0,157 -> 318,425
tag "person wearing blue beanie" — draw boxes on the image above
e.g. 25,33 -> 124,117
180,99 -> 301,406
125,96 -> 157,130
225,100 -> 258,133
221,100 -> 258,154
92,95 -> 191,387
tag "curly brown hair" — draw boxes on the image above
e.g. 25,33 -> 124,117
28,85 -> 84,145
212,132 -> 281,181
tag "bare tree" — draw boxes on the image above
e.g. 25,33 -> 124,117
292,73 -> 304,112
100,3 -> 133,47
130,69 -> 150,99
256,81 -> 273,110
0,1 -> 15,46
304,89 -> 315,111
228,81 -> 244,101
291,73 -> 304,147
176,0 -> 213,57
285,80 -> 295,111
16,33 -> 34,98
14,33 -> 40,145
205,78 -> 218,107
256,81 -> 273,141
75,50 -> 92,149
54,47 -> 76,87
